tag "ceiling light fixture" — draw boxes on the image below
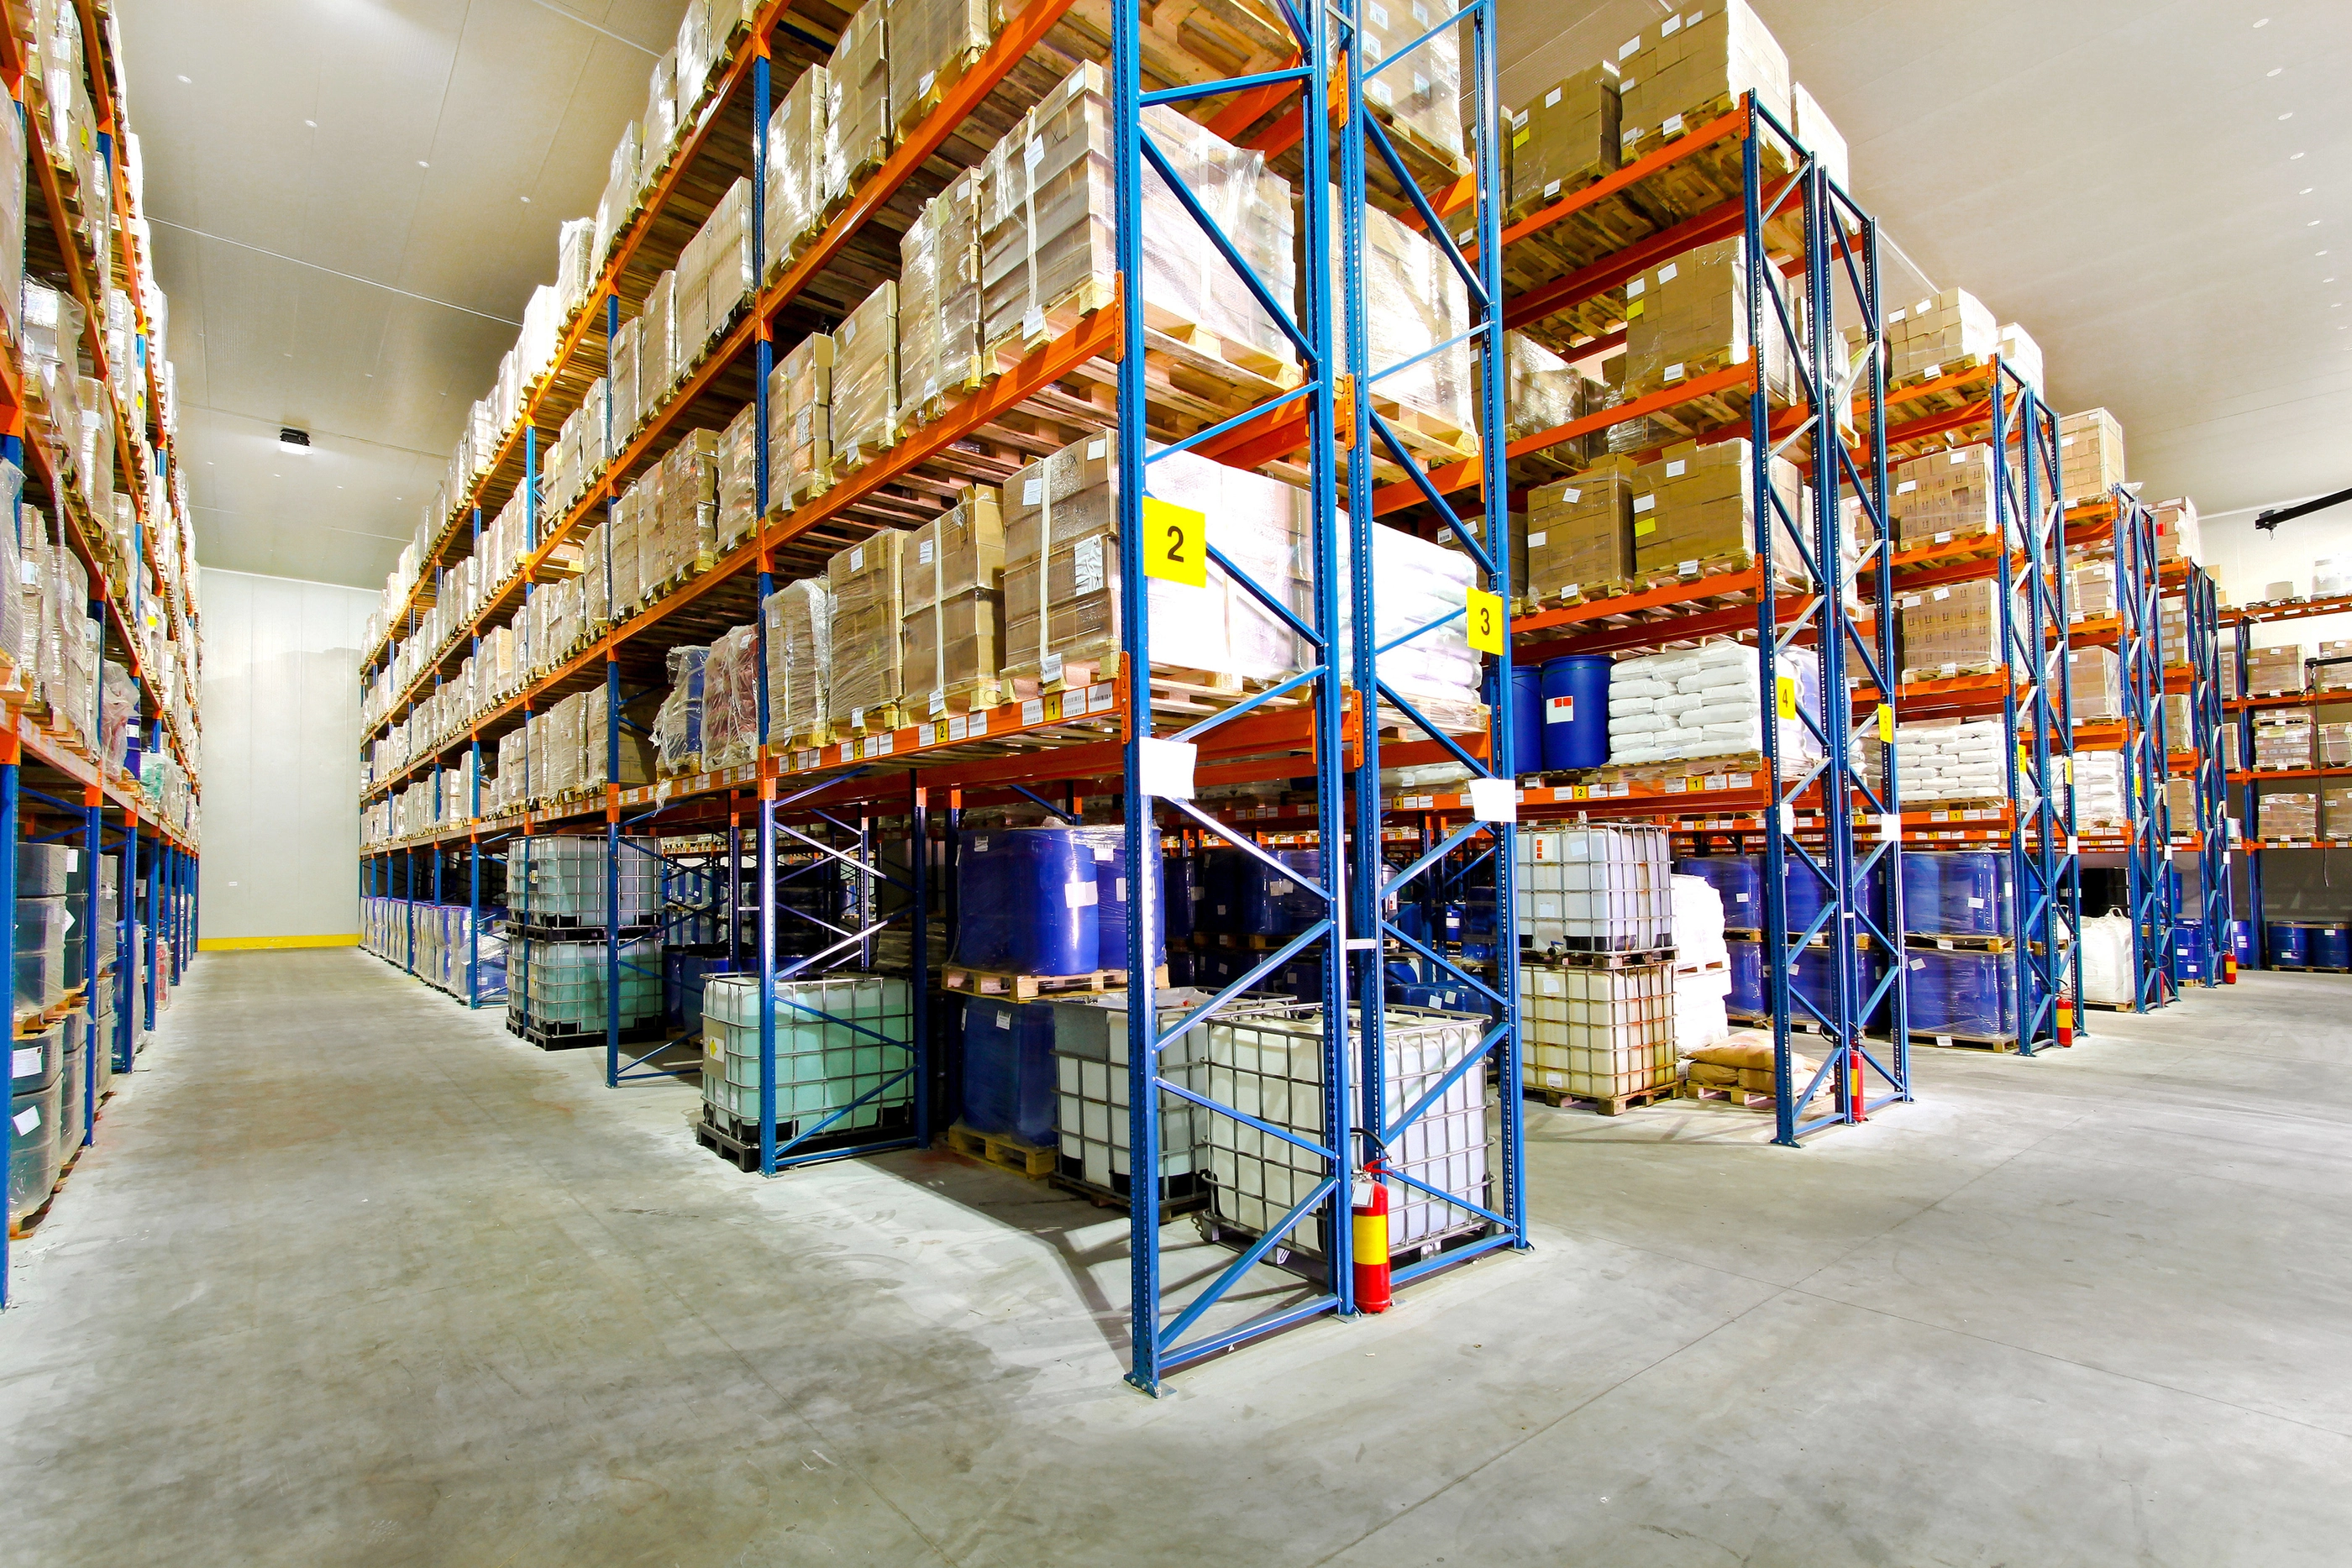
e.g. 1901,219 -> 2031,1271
278,427 -> 312,456
2293,151 -> 2307,160
176,74 -> 190,83
305,118 -> 317,128
2255,15 -> 2270,25
2303,188 -> 2316,195
2279,113 -> 2294,121
417,160 -> 430,168
2268,67 -> 2282,76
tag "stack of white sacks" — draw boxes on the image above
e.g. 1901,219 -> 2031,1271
1671,873 -> 1734,1057
2071,751 -> 2126,826
1893,718 -> 2034,805
1606,640 -> 1823,767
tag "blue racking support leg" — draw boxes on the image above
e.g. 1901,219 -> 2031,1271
2234,618 -> 2260,966
0,745 -> 15,1303
116,826 -> 135,1073
81,789 -> 101,1145
604,658 -> 623,1089
909,778 -> 931,1148
143,826 -> 158,1032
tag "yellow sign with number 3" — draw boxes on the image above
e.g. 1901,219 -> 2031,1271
1466,588 -> 1505,654
1141,497 -> 1207,588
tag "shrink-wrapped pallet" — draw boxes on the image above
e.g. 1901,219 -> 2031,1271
1000,433 -> 1308,685
700,623 -> 763,768
497,728 -> 528,809
545,692 -> 584,799
2059,408 -> 2125,506
828,530 -> 909,725
770,333 -> 834,506
641,270 -> 678,410
1604,639 -> 1821,768
900,487 -> 1005,714
764,578 -> 833,742
1329,192 -> 1467,435
1508,60 -> 1619,215
643,46 -> 680,169
1866,286 -> 1998,388
2151,495 -> 2201,565
655,645 -> 710,774
1889,443 -> 2003,545
830,281 -> 897,474
825,0 -> 890,197
887,0 -> 992,139
1622,236 -> 1794,404
1345,522 -> 1483,716
580,519 -> 612,629
606,490 -> 642,613
1898,578 -> 2006,679
716,401 -> 760,552
897,170 -> 983,420
1628,438 -> 1802,579
657,427 -> 722,585
2263,792 -> 2318,840
2066,646 -> 2122,722
1488,331 -> 1594,447
1615,0 -> 1789,160
609,315 -> 642,444
2252,711 -> 2313,769
593,120 -> 643,266
675,176 -> 753,366
1790,81 -> 1847,191
981,68 -> 1294,371
764,65 -> 832,273
1357,0 -> 1466,170
1526,459 -> 1637,605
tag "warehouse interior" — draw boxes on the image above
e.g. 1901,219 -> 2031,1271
4,0 -> 2351,1562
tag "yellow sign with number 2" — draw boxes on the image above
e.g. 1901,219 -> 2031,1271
1142,497 -> 1207,588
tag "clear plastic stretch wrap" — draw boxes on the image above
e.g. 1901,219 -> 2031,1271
1615,0 -> 1790,160
544,692 -> 583,799
1490,331 -> 1592,446
716,401 -> 759,553
1621,236 -> 1795,404
1507,60 -> 1619,214
700,622 -> 762,768
897,170 -> 983,417
887,0 -> 992,139
1327,189 -> 1468,434
2058,407 -> 2126,506
1525,459 -> 1636,604
1889,443 -> 2003,545
655,644 -> 710,774
900,487 -> 1005,711
2066,645 -> 2123,723
1345,522 -> 1482,716
100,660 -> 136,766
830,281 -> 897,472
1000,433 -> 1309,685
580,684 -> 658,790
979,68 -> 1294,370
828,529 -> 908,725
1358,0 -> 1465,169
1604,638 -> 1822,767
764,64 -> 832,273
769,333 -> 834,506
824,0 -> 890,198
764,578 -> 833,742
1897,576 -> 2010,679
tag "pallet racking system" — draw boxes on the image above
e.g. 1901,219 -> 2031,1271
0,3 -> 205,1301
354,0 -> 1529,1391
2223,590 -> 2352,965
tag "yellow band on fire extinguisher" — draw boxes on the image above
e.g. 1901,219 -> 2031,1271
1353,1211 -> 1389,1262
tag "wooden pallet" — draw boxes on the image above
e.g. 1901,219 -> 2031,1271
1675,1081 -> 1782,1111
1908,934 -> 2014,953
1522,1078 -> 1675,1115
1048,1168 -> 1210,1221
1596,750 -> 1764,787
1518,579 -> 1638,617
945,1122 -> 1057,1178
1901,660 -> 2004,684
1525,947 -> 1677,970
940,964 -> 1167,999
1913,1030 -> 2021,1052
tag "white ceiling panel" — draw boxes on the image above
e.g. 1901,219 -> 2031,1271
118,0 -> 2352,587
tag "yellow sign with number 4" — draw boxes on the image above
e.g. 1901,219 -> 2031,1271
1141,497 -> 1207,588
1466,588 -> 1506,655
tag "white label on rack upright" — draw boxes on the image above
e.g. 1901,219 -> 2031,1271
1041,653 -> 1065,683
947,715 -> 968,742
1780,802 -> 1798,832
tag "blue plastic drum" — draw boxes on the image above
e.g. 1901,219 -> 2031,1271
960,999 -> 1058,1145
1905,948 -> 2013,1038
1509,665 -> 1543,778
2268,921 -> 2310,968
1540,655 -> 1612,771
2312,922 -> 2351,969
953,828 -> 1099,974
1674,855 -> 1761,928
1726,939 -> 1763,1015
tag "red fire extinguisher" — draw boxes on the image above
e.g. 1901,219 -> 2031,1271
2223,952 -> 2239,985
2055,999 -> 2075,1048
1352,1164 -> 1392,1314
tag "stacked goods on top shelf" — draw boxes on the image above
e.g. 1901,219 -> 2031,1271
1506,60 -> 1620,217
1614,1 -> 1789,161
2058,408 -> 2125,507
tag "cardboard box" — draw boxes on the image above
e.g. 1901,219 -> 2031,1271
764,63 -> 832,270
769,333 -> 835,504
831,281 -> 898,470
1790,81 -> 1846,190
1627,438 -> 1801,577
887,0 -> 991,139
2252,712 -> 2313,769
2324,784 -> 2352,838
2264,792 -> 2318,839
897,170 -> 982,414
1622,236 -> 1793,402
901,487 -> 1006,704
1889,443 -> 2002,545
1526,459 -> 1637,600
826,0 -> 890,193
2058,408 -> 2126,506
1615,0 -> 1789,160
1898,578 -> 2005,679
2245,644 -> 2306,695
764,579 -> 833,741
827,529 -> 909,723
1508,61 -> 1619,214
2318,639 -> 2352,693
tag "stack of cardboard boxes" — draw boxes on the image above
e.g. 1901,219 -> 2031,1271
1627,438 -> 1801,579
1525,460 -> 1636,605
828,530 -> 908,728
1888,443 -> 2003,545
1507,61 -> 1619,214
900,488 -> 1006,716
2058,408 -> 2126,506
1614,1 -> 1790,162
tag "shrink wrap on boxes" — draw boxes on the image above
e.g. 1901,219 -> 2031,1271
656,645 -> 710,774
2065,646 -> 2122,722
1604,639 -> 1821,768
769,333 -> 834,506
700,623 -> 762,768
831,281 -> 897,473
1000,434 -> 1309,685
1616,1 -> 1789,160
1357,0 -> 1466,171
1624,237 -> 1794,403
1526,460 -> 1637,605
1333,191 -> 1471,435
1898,578 -> 2007,679
888,0 -> 992,138
716,401 -> 759,553
2059,408 -> 2125,506
825,0 -> 890,195
1507,61 -> 1619,214
764,64 -> 832,271
764,578 -> 833,742
1889,443 -> 2003,545
900,487 -> 1005,711
2265,793 -> 2318,840
897,171 -> 983,418
580,683 -> 659,789
828,530 -> 909,725
1628,438 -> 1801,579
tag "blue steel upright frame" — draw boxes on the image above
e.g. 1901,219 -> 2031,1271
2114,488 -> 2173,1009
1338,0 -> 1525,1277
1989,369 -> 2076,1052
2185,565 -> 2229,974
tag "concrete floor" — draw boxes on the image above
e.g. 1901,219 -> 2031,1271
3,951 -> 2350,1566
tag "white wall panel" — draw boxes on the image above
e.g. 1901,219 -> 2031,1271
197,569 -> 375,941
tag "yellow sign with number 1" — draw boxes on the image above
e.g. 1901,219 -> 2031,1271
1141,497 -> 1207,588
1466,588 -> 1505,655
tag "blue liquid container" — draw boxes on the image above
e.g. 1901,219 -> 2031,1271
1540,655 -> 1612,770
953,828 -> 1099,975
1906,948 -> 2013,1038
1074,827 -> 1163,970
1726,938 -> 1763,1015
1201,847 -> 1323,937
2268,921 -> 2311,967
1675,855 -> 1761,928
960,999 -> 1058,1146
2169,920 -> 2210,984
1509,665 -> 1542,777
2312,922 -> 2351,969
2230,920 -> 2254,963
1163,854 -> 1197,941
1901,851 -> 2013,938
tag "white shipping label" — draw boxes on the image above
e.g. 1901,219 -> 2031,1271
1025,137 -> 1045,170
1561,486 -> 1581,503
11,1106 -> 36,1135
1632,495 -> 1655,513
1897,480 -> 1917,494
1086,438 -> 1107,459
1968,896 -> 1986,909
12,1048 -> 37,1076
917,539 -> 935,564
850,546 -> 865,572
1041,653 -> 1065,683
1657,262 -> 1678,284
918,70 -> 936,97
1269,880 -> 1294,896
1544,87 -> 1562,108
1665,362 -> 1684,380
850,708 -> 864,729
1666,459 -> 1686,477
1116,878 -> 1126,900
1620,34 -> 1641,58
1369,1 -> 1389,22
1933,587 -> 1950,600
1528,532 -> 1547,547
1625,277 -> 1646,297
1543,180 -> 1561,199
1546,695 -> 1573,721
1660,12 -> 1682,33
974,836 -> 990,852
1663,113 -> 1683,134
1022,698 -> 1046,725
1022,307 -> 1047,339
1679,559 -> 1699,575
1924,363 -> 1942,380
1411,0 -> 1428,22
1065,879 -> 1098,908
1023,478 -> 1043,506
